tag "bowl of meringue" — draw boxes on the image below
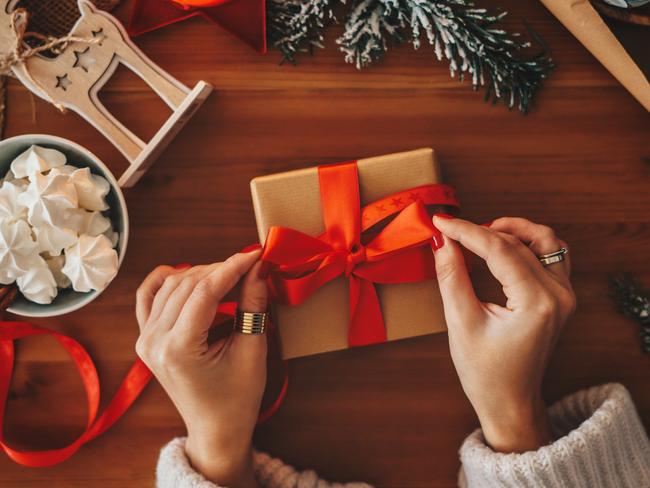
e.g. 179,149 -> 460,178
0,134 -> 128,317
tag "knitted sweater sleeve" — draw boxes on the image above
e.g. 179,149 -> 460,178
156,383 -> 650,488
459,383 -> 650,487
156,438 -> 372,488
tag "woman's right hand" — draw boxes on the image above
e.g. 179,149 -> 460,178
135,251 -> 267,488
432,215 -> 576,454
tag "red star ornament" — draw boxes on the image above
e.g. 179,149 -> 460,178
128,0 -> 266,53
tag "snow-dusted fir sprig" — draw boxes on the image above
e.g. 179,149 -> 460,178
337,0 -> 406,68
611,275 -> 650,354
336,0 -> 553,112
268,0 -> 338,63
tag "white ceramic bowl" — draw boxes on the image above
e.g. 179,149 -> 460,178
0,134 -> 129,317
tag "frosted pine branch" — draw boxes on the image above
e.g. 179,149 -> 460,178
336,0 -> 553,112
336,0 -> 404,68
267,0 -> 554,112
268,0 -> 337,63
611,275 -> 650,354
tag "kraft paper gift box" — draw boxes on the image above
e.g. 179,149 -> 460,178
250,148 -> 456,359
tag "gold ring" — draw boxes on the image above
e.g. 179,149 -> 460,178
538,247 -> 568,267
233,309 -> 268,335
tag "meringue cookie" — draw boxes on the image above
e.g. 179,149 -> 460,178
53,167 -> 109,212
0,219 -> 38,284
2,169 -> 17,182
53,165 -> 77,176
16,257 -> 58,304
55,208 -> 87,234
79,210 -> 111,237
104,227 -> 119,248
12,178 -> 30,190
11,145 -> 66,179
34,223 -> 78,256
17,171 -> 78,228
1,144 -> 119,305
2,169 -> 29,189
61,209 -> 111,236
45,254 -> 72,289
62,235 -> 118,292
0,181 -> 27,222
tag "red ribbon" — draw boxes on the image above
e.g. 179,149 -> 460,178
0,303 -> 287,468
262,162 -> 459,347
128,0 -> 267,53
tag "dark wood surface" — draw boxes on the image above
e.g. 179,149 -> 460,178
1,1 -> 649,486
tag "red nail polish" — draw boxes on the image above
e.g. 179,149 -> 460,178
241,244 -> 262,254
174,263 -> 192,270
432,233 -> 444,250
434,213 -> 454,220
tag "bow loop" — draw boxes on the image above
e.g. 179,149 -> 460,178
364,201 -> 438,262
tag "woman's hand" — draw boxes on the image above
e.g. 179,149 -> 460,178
135,251 -> 267,488
432,216 -> 576,453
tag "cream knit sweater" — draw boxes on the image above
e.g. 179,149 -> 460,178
157,383 -> 650,487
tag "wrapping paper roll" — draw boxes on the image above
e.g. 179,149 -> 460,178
540,0 -> 649,111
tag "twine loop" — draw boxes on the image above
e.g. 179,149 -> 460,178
1,8 -> 100,113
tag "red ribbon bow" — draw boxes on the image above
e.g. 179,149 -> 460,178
262,162 -> 459,347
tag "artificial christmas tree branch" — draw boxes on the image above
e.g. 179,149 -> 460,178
268,0 -> 336,64
337,0 -> 405,68
611,275 -> 650,354
268,0 -> 554,113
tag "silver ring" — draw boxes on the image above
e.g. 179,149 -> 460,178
538,247 -> 568,267
233,309 -> 268,335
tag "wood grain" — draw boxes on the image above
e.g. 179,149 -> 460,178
1,0 -> 649,486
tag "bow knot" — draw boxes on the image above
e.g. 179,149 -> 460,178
345,243 -> 366,276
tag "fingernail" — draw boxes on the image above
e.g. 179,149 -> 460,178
434,213 -> 454,220
174,263 -> 192,270
241,244 -> 262,254
432,232 -> 444,250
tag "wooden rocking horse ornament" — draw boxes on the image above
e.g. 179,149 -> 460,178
0,0 -> 213,187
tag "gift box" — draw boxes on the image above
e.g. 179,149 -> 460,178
250,148 -> 459,359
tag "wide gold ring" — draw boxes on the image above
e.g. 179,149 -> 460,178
233,309 -> 268,335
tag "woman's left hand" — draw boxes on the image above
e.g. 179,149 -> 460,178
135,250 -> 267,488
432,216 -> 575,453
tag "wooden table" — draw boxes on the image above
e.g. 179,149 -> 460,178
2,1 -> 649,486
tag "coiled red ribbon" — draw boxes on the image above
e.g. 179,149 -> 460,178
262,161 -> 460,347
0,303 -> 287,468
